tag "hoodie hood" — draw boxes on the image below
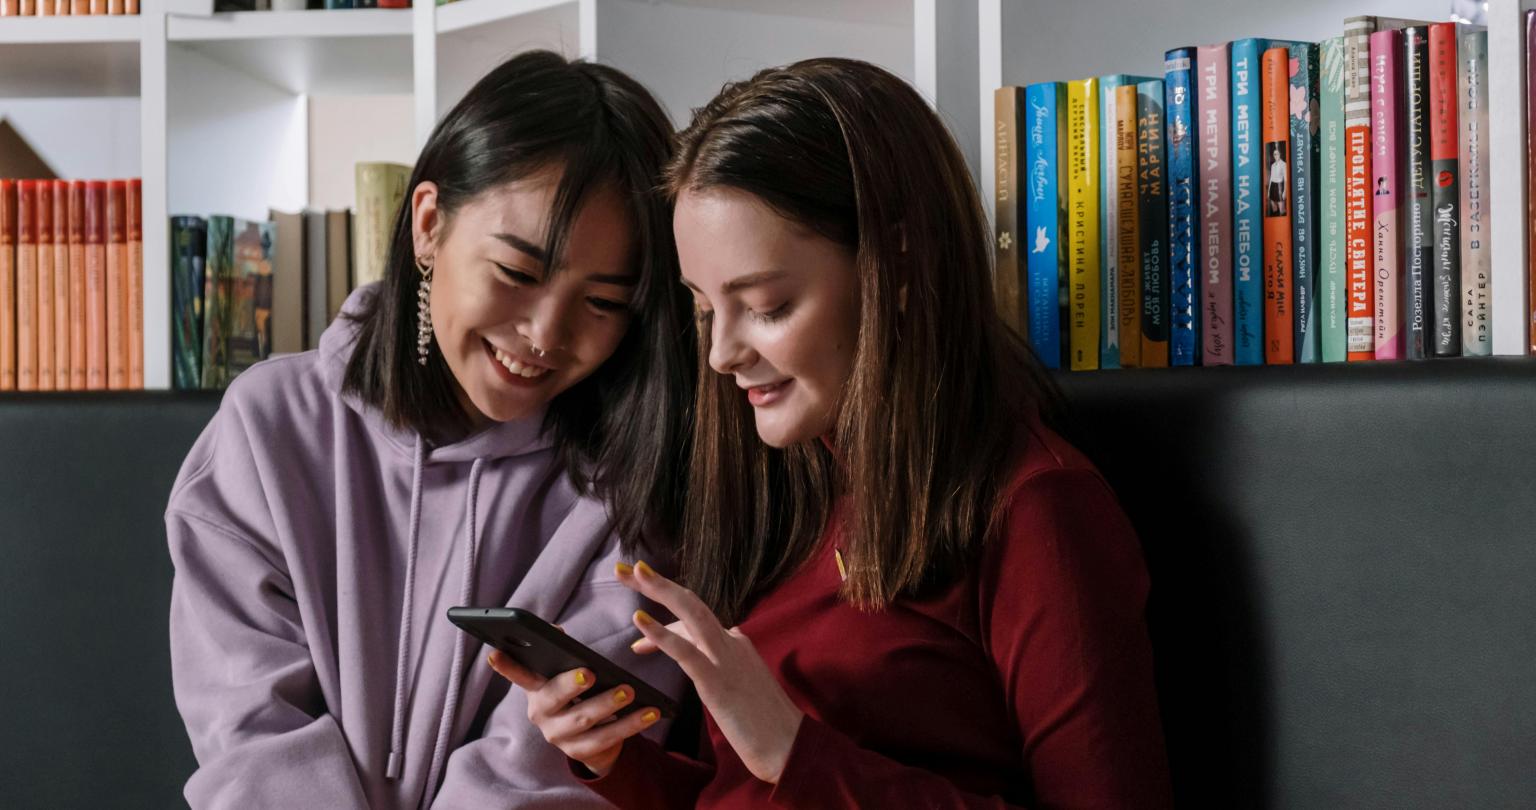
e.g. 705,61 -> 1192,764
318,283 -> 553,465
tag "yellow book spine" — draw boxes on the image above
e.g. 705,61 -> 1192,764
1116,83 -> 1142,367
1067,78 -> 1100,370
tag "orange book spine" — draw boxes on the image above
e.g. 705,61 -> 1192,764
106,180 -> 126,390
125,0 -> 134,12
70,0 -> 86,13
108,0 -> 122,13
0,181 -> 13,390
52,180 -> 68,387
68,181 -> 86,389
84,181 -> 106,390
38,0 -> 53,14
127,178 -> 142,388
89,0 -> 104,13
1262,47 -> 1295,364
19,0 -> 35,15
17,180 -> 37,391
0,1 -> 19,15
36,180 -> 54,390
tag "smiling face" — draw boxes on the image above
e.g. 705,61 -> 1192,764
674,186 -> 861,448
414,167 -> 637,426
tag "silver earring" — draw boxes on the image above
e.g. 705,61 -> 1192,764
415,257 -> 433,366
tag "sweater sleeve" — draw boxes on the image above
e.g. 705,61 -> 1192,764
769,466 -> 1173,810
167,509 -> 369,809
577,731 -> 715,810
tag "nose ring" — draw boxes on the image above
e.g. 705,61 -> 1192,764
530,345 -> 547,358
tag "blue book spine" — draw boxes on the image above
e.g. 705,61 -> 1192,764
1097,73 -> 1158,368
1229,39 -> 1266,364
1164,48 -> 1200,366
1290,43 -> 1321,363
1024,82 -> 1065,369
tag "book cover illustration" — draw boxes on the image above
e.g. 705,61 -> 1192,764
228,219 -> 275,377
1261,46 -> 1294,364
201,215 -> 234,389
171,216 -> 207,390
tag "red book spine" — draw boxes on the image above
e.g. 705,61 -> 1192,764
127,178 -> 142,389
68,181 -> 86,389
51,180 -> 69,387
0,180 -> 13,390
36,180 -> 54,390
16,180 -> 37,391
84,181 -> 106,390
106,180 -> 126,390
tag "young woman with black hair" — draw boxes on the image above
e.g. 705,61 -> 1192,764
497,58 -> 1174,809
166,50 -> 694,809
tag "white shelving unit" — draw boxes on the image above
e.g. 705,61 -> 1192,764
1,0 -> 979,390
978,0 -> 1533,356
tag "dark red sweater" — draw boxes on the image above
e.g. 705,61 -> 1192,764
585,421 -> 1173,808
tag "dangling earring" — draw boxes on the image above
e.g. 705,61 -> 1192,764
415,256 -> 433,366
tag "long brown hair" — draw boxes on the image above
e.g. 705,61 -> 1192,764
668,58 -> 1060,623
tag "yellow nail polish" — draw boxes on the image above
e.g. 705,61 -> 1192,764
486,653 -> 496,668
635,560 -> 656,579
634,609 -> 655,627
615,561 -> 634,577
574,670 -> 587,686
641,710 -> 659,724
629,637 -> 646,651
614,689 -> 629,705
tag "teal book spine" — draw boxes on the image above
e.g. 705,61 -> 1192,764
201,215 -> 234,390
1319,36 -> 1348,362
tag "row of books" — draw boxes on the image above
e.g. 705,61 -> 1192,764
173,161 -> 409,389
0,178 -> 144,391
0,0 -> 137,14
995,16 -> 1503,370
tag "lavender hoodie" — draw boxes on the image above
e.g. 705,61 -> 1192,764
167,287 -> 682,809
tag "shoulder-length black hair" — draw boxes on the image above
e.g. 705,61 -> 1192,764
343,49 -> 696,552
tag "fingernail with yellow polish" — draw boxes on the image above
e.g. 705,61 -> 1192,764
574,670 -> 588,686
615,561 -> 634,577
629,637 -> 646,651
634,609 -> 656,627
641,710 -> 659,724
614,689 -> 629,705
635,560 -> 656,579
486,653 -> 496,668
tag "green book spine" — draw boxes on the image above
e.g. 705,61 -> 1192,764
201,216 -> 234,390
171,216 -> 206,390
1319,37 -> 1348,362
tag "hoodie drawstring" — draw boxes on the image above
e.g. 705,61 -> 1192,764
420,458 -> 484,805
386,436 -> 428,781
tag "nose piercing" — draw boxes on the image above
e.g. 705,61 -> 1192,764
530,345 -> 547,358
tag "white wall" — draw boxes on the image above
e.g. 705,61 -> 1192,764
308,93 -> 417,211
0,99 -> 140,180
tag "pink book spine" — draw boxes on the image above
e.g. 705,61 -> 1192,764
1370,30 -> 1402,360
1198,43 -> 1234,365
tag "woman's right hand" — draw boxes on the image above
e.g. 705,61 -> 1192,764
487,650 -> 663,777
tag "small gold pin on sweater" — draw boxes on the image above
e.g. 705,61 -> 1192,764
834,548 -> 848,581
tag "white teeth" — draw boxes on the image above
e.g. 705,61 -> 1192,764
491,345 -> 547,379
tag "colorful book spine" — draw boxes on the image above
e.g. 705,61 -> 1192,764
1460,29 -> 1491,356
1231,39 -> 1271,364
84,181 -> 106,390
1319,37 -> 1348,362
1023,82 -> 1067,369
1400,27 -> 1431,360
36,180 -> 53,390
1164,48 -> 1200,366
1115,83 -> 1142,367
228,219 -> 274,377
1067,78 -> 1101,370
1427,23 -> 1462,357
1098,73 -> 1157,368
171,216 -> 206,390
67,181 -> 85,389
202,216 -> 234,389
1137,79 -> 1169,368
128,178 -> 142,388
17,180 -> 37,391
1260,46 -> 1294,364
0,181 -> 12,390
51,180 -> 68,387
1197,43 -> 1233,365
106,180 -> 126,389
1370,31 -> 1402,360
1289,43 -> 1321,364
1344,18 -> 1378,361
993,86 -> 1027,336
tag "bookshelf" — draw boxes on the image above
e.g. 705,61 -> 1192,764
978,0 -> 1535,357
1,0 -> 981,391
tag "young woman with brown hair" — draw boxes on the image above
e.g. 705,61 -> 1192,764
493,57 -> 1174,808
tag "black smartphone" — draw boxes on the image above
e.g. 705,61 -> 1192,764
447,606 -> 678,719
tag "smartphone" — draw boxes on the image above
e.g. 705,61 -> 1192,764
447,606 -> 679,719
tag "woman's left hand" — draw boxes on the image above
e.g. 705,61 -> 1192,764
617,561 -> 804,785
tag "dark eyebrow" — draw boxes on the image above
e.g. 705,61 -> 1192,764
493,232 -> 547,263
721,269 -> 790,295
